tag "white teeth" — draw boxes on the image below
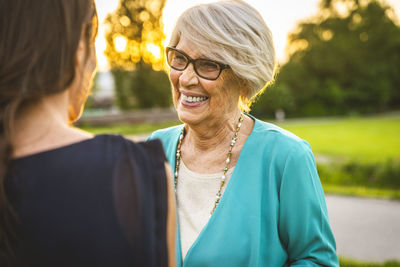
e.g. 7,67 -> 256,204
181,94 -> 208,103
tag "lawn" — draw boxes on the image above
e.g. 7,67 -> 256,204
79,120 -> 180,136
275,114 -> 400,163
80,113 -> 400,199
80,113 -> 400,163
340,257 -> 400,267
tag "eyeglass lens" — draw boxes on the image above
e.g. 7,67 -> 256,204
167,49 -> 222,80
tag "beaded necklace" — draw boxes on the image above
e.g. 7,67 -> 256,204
174,114 -> 244,215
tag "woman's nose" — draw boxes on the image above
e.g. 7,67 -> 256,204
179,63 -> 199,86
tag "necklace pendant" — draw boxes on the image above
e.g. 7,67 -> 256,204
221,174 -> 226,181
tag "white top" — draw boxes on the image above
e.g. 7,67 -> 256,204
176,160 -> 234,259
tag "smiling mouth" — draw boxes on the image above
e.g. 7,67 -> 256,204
181,93 -> 209,103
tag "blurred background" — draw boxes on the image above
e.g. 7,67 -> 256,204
79,0 -> 400,265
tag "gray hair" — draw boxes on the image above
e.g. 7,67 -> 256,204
169,0 -> 276,111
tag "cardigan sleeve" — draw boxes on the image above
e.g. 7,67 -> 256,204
278,141 -> 339,267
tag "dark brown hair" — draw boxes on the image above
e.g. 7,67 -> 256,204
0,0 -> 97,263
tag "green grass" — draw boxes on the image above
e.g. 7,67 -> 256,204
79,114 -> 400,199
323,184 -> 400,200
275,115 -> 400,163
80,114 -> 400,164
80,114 -> 400,163
340,257 -> 400,267
79,120 -> 180,136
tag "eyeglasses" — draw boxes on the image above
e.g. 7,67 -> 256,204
166,47 -> 229,80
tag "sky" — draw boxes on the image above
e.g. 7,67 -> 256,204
94,0 -> 400,72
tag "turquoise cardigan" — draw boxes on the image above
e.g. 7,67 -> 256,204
149,116 -> 339,267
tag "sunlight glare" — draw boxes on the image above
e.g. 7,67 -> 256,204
114,35 -> 128,52
94,0 -> 400,71
119,15 -> 131,27
146,43 -> 162,60
95,0 -> 120,71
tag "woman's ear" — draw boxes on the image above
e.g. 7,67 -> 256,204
237,77 -> 249,98
240,86 -> 249,98
75,39 -> 86,69
67,39 -> 87,123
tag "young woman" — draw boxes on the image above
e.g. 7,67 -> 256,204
0,1 -> 175,266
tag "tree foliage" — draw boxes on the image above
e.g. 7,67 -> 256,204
252,0 -> 400,118
112,63 -> 171,110
104,0 -> 172,110
105,0 -> 166,70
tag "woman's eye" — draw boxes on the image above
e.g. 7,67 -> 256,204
170,53 -> 188,68
198,61 -> 219,71
174,55 -> 186,62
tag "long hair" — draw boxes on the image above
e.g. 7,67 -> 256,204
0,0 -> 97,264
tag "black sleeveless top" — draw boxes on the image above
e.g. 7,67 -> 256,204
6,135 -> 168,267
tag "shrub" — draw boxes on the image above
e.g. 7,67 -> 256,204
318,158 -> 400,189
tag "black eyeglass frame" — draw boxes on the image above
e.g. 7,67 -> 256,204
166,46 -> 230,80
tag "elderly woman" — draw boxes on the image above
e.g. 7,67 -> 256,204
150,0 -> 339,266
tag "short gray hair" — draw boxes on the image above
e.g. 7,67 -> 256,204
169,0 -> 276,111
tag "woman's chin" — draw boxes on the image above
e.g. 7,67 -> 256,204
176,98 -> 207,119
176,104 -> 208,126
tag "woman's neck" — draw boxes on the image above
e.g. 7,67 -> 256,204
183,110 -> 242,152
179,111 -> 254,174
12,92 -> 91,158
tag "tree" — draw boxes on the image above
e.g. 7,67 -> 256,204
251,82 -> 295,119
104,0 -> 172,110
252,0 -> 400,117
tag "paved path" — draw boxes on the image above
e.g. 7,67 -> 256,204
326,195 -> 400,262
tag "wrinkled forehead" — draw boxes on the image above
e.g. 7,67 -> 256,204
173,33 -> 228,63
174,36 -> 209,59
